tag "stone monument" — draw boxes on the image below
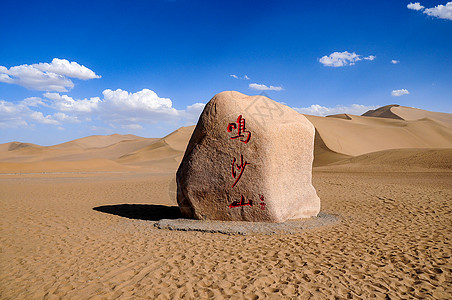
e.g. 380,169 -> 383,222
176,91 -> 320,223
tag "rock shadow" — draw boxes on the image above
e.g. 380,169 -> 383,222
93,204 -> 182,221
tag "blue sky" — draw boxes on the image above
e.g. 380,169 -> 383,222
1,0 -> 451,145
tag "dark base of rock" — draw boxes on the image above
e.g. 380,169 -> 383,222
155,212 -> 338,235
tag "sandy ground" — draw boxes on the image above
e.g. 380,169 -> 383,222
1,169 -> 451,299
1,104 -> 451,299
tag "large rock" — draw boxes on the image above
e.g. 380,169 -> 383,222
176,91 -> 320,223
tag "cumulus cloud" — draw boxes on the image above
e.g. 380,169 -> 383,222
29,111 -> 60,125
424,2 -> 452,21
0,100 -> 29,128
0,97 -> 83,128
34,58 -> 100,80
102,89 -> 177,118
0,58 -> 100,92
44,93 -> 100,113
0,88 -> 208,132
293,104 -> 379,116
20,97 -> 47,107
249,83 -> 284,91
407,2 -> 424,11
230,74 -> 239,79
391,89 -> 410,96
391,60 -> 400,64
319,51 -> 376,67
408,2 -> 452,21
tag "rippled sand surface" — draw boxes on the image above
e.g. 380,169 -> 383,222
1,170 -> 451,299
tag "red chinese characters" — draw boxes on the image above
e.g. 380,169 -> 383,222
226,114 -> 265,210
259,195 -> 266,210
228,195 -> 252,208
231,154 -> 250,188
227,115 -> 251,144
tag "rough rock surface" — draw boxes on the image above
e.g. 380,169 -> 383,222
176,91 -> 320,222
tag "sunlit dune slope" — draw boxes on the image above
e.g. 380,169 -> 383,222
0,134 -> 159,173
116,126 -> 195,171
0,135 -> 158,163
362,104 -> 452,125
315,148 -> 452,172
52,134 -> 142,149
391,106 -> 452,125
305,114 -> 452,157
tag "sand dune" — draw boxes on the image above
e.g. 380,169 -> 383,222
53,134 -> 142,150
362,104 -> 403,119
0,128 -> 195,174
1,106 -> 451,173
0,135 -> 159,172
392,106 -> 452,125
315,148 -> 452,172
363,104 -> 452,125
312,130 -> 351,167
305,114 -> 452,157
116,126 -> 194,170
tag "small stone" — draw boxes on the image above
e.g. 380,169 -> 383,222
176,91 -> 320,222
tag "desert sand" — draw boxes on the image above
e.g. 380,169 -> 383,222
1,105 -> 451,299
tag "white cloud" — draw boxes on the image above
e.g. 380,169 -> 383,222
53,112 -> 80,123
249,83 -> 284,91
0,99 -> 29,128
102,89 -> 177,116
44,92 -> 100,113
20,97 -> 47,107
319,51 -> 376,67
364,55 -> 376,61
44,88 -> 200,126
29,111 -> 60,125
34,58 -> 100,80
407,2 -> 424,11
0,88 -> 209,132
0,58 -> 100,92
293,104 -> 379,116
122,124 -> 143,130
230,74 -> 250,80
183,102 -> 205,124
0,97 -> 82,128
391,60 -> 400,64
424,2 -> 452,21
391,89 -> 410,96
0,64 -> 74,92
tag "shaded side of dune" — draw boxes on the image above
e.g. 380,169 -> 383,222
312,130 -> 351,167
362,104 -> 403,119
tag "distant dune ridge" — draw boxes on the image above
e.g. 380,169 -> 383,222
0,104 -> 451,174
